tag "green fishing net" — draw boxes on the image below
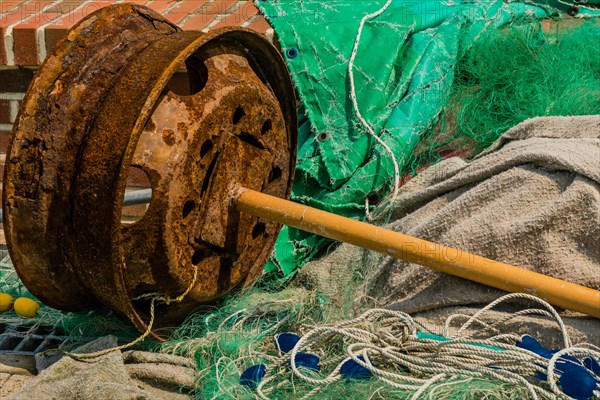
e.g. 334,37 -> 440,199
162,284 -> 532,400
0,256 -> 141,348
255,0 -> 600,278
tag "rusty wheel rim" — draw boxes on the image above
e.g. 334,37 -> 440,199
3,4 -> 297,339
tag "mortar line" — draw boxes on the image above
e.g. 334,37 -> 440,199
204,0 -> 246,31
177,0 -> 215,27
9,98 -> 18,123
1,0 -> 34,17
36,0 -> 98,64
0,93 -> 25,100
4,0 -> 63,66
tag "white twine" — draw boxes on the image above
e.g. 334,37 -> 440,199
348,0 -> 401,205
232,293 -> 599,399
450,293 -> 571,348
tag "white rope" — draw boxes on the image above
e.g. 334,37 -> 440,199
408,373 -> 446,400
348,0 -> 401,203
52,263 -> 201,360
450,293 -> 571,348
228,293 -> 598,399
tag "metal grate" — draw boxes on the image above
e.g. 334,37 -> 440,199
0,324 -> 66,356
0,245 -> 68,373
0,246 -> 10,264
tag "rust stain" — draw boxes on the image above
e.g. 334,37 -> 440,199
2,5 -> 297,340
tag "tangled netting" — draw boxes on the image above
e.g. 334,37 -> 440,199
266,14 -> 600,276
412,17 -> 600,170
0,255 -> 141,348
161,289 -> 600,400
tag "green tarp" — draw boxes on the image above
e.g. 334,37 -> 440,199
255,0 -> 600,277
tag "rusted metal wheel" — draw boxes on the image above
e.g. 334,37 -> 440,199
3,4 -> 297,338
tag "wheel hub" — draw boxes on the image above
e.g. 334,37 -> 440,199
3,4 -> 297,338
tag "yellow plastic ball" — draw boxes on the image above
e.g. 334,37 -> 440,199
13,297 -> 40,318
0,293 -> 13,313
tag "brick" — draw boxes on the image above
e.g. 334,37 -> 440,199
247,15 -> 271,35
201,0 -> 238,15
0,100 -> 10,124
1,2 -> 27,14
76,1 -> 119,19
1,1 -> 28,17
121,203 -> 150,222
126,166 -> 151,187
211,1 -> 257,30
167,0 -> 209,15
29,0 -> 86,62
181,0 -> 237,31
0,130 -> 11,154
44,18 -> 73,53
3,1 -> 59,24
13,11 -> 62,65
121,0 -> 151,4
2,0 -> 56,23
44,0 -> 147,52
3,1 -> 268,66
1,1 -> 61,65
43,0 -> 86,14
180,12 -> 216,31
0,11 -> 26,65
164,0 -> 210,25
44,1 -> 114,52
0,68 -> 34,92
146,0 -> 176,14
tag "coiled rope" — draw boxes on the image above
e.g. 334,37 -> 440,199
227,293 -> 599,400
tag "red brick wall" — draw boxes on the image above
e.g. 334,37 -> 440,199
1,1 -> 272,66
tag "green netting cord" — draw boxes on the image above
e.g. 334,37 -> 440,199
255,0 -> 600,278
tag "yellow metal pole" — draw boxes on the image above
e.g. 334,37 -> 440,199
236,188 -> 600,318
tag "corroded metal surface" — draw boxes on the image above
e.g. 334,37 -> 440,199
2,4 -> 178,311
3,4 -> 297,338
